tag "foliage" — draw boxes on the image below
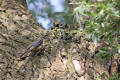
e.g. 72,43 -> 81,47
108,73 -> 119,80
72,0 -> 120,61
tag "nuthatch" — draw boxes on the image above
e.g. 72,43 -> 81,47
19,38 -> 45,59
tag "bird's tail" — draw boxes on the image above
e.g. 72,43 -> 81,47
19,50 -> 29,60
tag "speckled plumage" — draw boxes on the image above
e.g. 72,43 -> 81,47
19,39 -> 45,59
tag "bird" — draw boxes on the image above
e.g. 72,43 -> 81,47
19,38 -> 45,60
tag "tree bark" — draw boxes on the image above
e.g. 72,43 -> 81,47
0,0 -> 118,80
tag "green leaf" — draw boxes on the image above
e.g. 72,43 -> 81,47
71,30 -> 79,34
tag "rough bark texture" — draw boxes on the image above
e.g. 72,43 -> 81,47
0,0 -> 119,80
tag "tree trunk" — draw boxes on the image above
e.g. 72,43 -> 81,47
0,0 -> 118,80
